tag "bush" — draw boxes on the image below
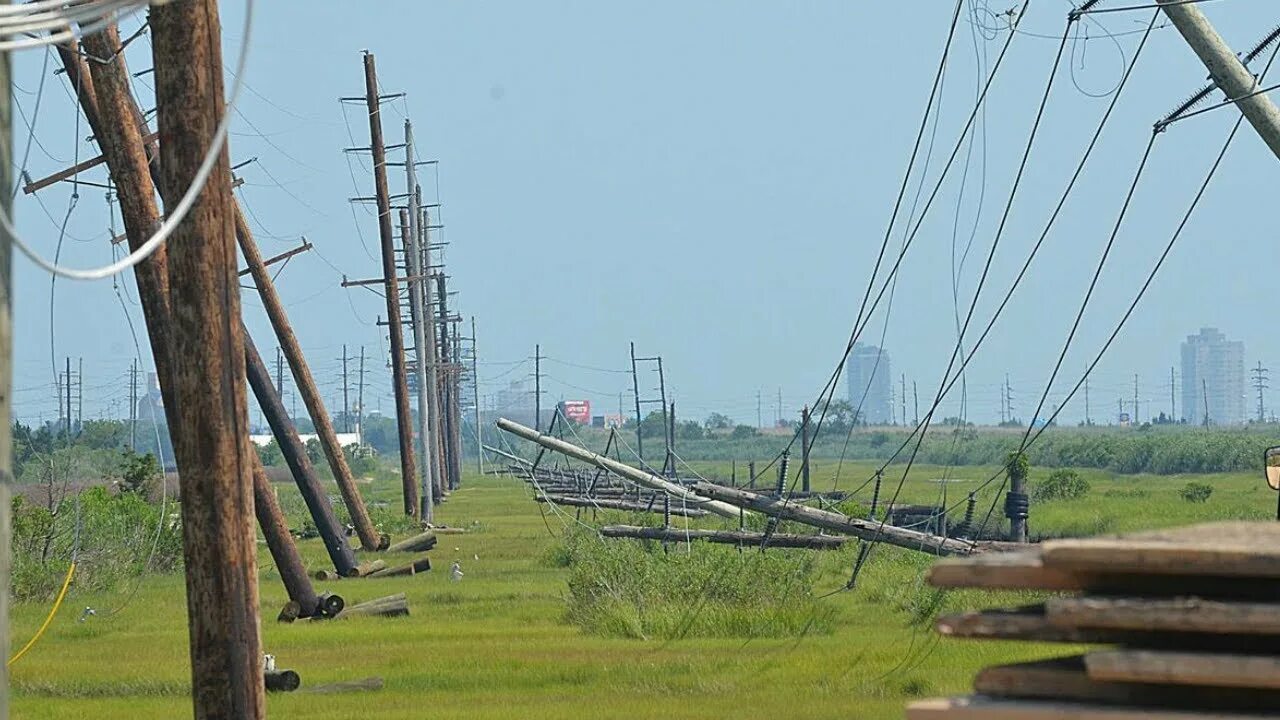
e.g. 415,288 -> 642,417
1180,481 -> 1213,503
11,487 -> 183,602
118,450 -> 160,497
559,527 -> 833,639
1032,469 -> 1090,502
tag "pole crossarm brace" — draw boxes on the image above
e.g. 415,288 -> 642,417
689,482 -> 997,557
341,274 -> 432,289
496,418 -> 747,519
1157,0 -> 1280,159
238,239 -> 312,277
23,131 -> 160,194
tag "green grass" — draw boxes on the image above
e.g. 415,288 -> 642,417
8,463 -> 1273,719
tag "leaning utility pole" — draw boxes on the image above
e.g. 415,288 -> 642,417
1158,0 -> 1280,161
152,1 -> 264,713
236,206 -> 383,550
401,208 -> 434,521
403,122 -> 439,519
362,52 -> 418,518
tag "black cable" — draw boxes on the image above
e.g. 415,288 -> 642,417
754,0 -> 1020,484
843,12 -> 1158,499
846,17 -> 1074,586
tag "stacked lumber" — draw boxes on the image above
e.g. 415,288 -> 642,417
908,521 -> 1280,719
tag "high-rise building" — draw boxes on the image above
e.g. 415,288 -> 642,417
846,343 -> 892,425
1181,327 -> 1245,426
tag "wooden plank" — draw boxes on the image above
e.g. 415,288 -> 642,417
906,695 -> 1273,719
929,550 -> 1080,590
1086,650 -> 1280,690
1047,596 -> 1280,635
1042,522 -> 1280,578
936,605 -> 1280,651
976,656 -> 1280,713
929,549 -> 1280,598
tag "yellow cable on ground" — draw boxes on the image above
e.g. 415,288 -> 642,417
8,562 -> 75,667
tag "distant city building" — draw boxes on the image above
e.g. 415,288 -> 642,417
846,343 -> 892,425
1181,327 -> 1245,426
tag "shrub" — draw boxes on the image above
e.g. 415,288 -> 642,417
1180,481 -> 1213,503
1032,468 -> 1090,502
559,527 -> 833,639
118,450 -> 160,497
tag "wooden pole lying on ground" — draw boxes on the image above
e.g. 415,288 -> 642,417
601,525 -> 847,549
235,207 -> 384,551
536,494 -> 710,517
690,482 -> 988,556
362,52 -> 418,518
264,670 -> 301,693
152,1 -> 264,713
244,334 -> 358,576
496,418 -> 746,519
367,557 -> 432,578
386,530 -> 438,554
324,593 -> 411,620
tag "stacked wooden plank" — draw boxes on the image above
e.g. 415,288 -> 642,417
908,522 -> 1280,719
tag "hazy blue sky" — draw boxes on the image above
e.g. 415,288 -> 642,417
8,1 -> 1280,429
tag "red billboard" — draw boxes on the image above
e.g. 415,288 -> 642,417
559,400 -> 591,425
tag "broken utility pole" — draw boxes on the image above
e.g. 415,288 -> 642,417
362,52 -> 418,518
151,0 -> 264,713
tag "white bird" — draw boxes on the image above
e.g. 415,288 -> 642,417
78,606 -> 96,623
263,654 -> 276,672
473,553 -> 479,561
450,561 -> 464,582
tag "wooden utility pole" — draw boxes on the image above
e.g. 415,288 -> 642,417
630,342 -> 643,459
358,347 -> 365,444
236,206 -> 383,550
401,209 -> 434,521
362,52 -> 418,518
151,1 -> 264,713
437,274 -> 461,490
800,405 -> 811,493
1158,0 -> 1280,160
0,27 -> 12,715
421,205 -> 446,502
244,334 -> 358,576
404,122 -> 440,518
342,345 -> 350,433
129,359 -> 138,450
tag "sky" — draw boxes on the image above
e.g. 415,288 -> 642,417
7,0 -> 1280,431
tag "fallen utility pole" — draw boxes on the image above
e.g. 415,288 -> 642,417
152,1 -> 264,713
496,418 -> 746,518
244,334 -> 359,576
362,52 -> 418,518
536,494 -> 710,518
690,482 -> 986,556
601,525 -> 847,549
236,206 -> 383,551
1158,0 -> 1280,160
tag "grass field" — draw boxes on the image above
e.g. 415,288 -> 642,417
7,460 -> 1274,719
